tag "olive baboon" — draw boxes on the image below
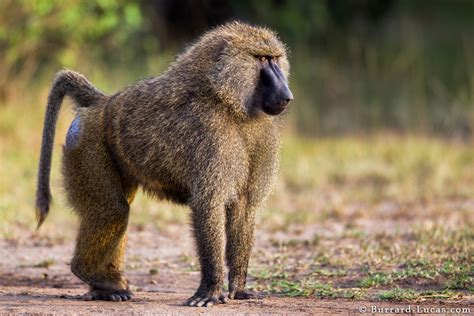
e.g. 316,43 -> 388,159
36,22 -> 293,307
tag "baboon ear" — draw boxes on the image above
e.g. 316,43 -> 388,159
211,38 -> 231,62
208,41 -> 239,100
207,39 -> 255,116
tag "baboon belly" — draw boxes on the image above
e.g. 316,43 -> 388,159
143,182 -> 190,205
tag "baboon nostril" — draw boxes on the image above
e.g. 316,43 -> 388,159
282,89 -> 294,102
287,91 -> 294,101
279,100 -> 289,108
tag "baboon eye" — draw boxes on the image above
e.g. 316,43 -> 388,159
256,55 -> 268,62
273,56 -> 280,65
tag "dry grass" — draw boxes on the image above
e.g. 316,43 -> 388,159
0,89 -> 472,300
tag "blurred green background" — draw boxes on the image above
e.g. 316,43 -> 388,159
0,1 -> 473,300
1,0 -> 473,137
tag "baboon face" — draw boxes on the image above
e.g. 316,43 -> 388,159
204,22 -> 293,118
253,55 -> 293,115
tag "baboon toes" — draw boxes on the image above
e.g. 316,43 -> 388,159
186,291 -> 226,307
228,289 -> 264,300
83,289 -> 133,302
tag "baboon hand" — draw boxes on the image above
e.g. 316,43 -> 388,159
186,286 -> 226,307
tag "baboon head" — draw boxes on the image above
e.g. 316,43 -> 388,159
186,22 -> 293,118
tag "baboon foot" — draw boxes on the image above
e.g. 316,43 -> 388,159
186,286 -> 226,307
228,289 -> 264,300
83,288 -> 133,302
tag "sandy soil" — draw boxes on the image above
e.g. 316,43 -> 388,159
4,287 -> 473,315
0,226 -> 472,315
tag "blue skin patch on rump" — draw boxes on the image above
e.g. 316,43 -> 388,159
66,117 -> 81,148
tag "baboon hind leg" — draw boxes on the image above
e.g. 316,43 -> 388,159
73,208 -> 131,301
63,143 -> 134,302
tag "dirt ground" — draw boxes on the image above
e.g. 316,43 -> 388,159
3,287 -> 472,315
1,225 -> 472,315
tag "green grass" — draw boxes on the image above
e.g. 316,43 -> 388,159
33,259 -> 56,269
359,273 -> 392,288
249,224 -> 473,300
376,288 -> 419,300
441,260 -> 473,290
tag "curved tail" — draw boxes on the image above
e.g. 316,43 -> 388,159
35,70 -> 106,229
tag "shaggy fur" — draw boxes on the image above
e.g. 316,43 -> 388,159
35,21 -> 291,307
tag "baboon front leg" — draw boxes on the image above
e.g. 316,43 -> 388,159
71,203 -> 132,301
186,201 -> 227,307
225,196 -> 257,300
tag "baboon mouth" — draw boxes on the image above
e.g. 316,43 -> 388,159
262,103 -> 287,116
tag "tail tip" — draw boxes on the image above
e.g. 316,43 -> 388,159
35,206 -> 48,230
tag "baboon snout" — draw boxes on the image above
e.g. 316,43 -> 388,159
262,79 -> 293,115
270,85 -> 293,115
259,58 -> 293,116
279,84 -> 294,107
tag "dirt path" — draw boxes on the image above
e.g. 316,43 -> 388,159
3,286 -> 472,315
0,227 -> 472,314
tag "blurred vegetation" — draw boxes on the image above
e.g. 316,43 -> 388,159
0,0 -> 473,137
0,1 -> 472,300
